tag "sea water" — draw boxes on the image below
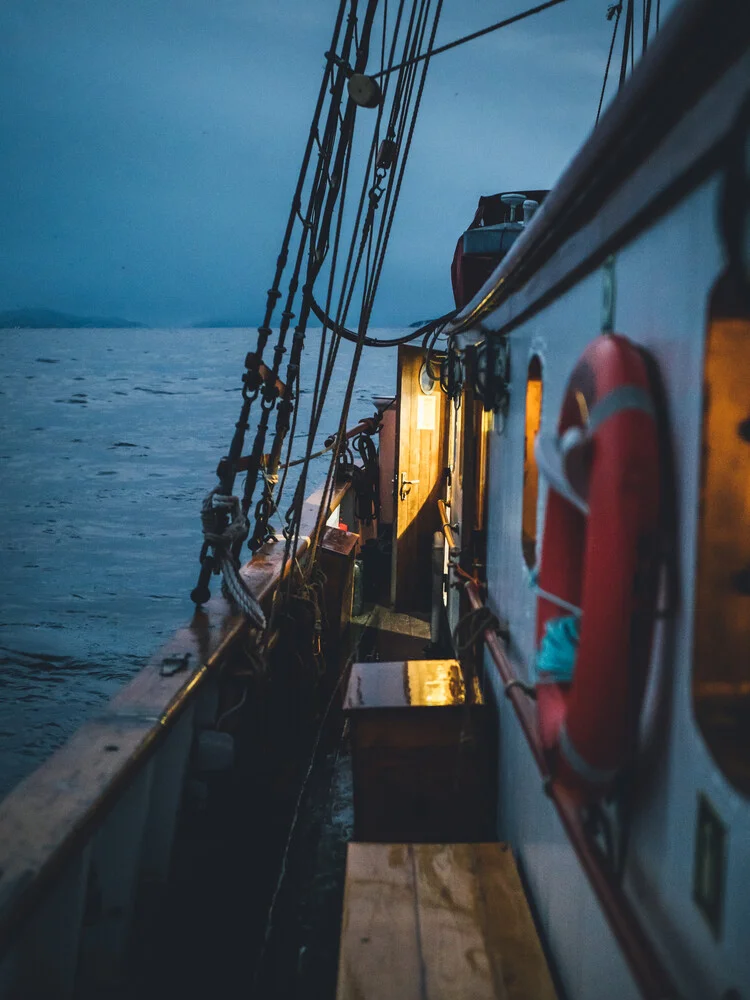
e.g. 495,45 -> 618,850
0,327 -> 397,799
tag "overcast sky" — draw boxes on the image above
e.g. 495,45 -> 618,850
1,0 -> 678,326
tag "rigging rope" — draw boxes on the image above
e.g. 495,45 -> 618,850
242,12 -> 360,534
308,295 -> 456,346
194,0 -> 569,615
596,4 -> 622,127
269,17 -> 397,569
247,0 -> 382,554
618,0 -> 634,90
371,0 -> 568,79
259,0 -> 444,632
453,605 -> 502,656
190,0 -> 354,606
274,0 -> 418,581
198,490 -> 266,626
596,0 -> 656,129
644,0 -> 656,49
303,0 -> 445,587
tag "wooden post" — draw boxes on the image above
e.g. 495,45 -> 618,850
320,526 -> 359,649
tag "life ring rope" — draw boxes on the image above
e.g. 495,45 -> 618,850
536,383 -> 657,518
558,720 -> 620,787
587,384 -> 655,431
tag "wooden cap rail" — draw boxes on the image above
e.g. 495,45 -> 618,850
0,480 -> 350,970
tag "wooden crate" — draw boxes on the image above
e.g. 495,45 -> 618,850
343,659 -> 493,842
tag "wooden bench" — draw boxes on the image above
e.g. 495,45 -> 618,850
336,842 -> 557,1000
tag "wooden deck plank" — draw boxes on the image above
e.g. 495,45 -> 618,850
336,843 -> 557,1000
471,844 -> 558,1000
413,843 -> 504,1000
336,844 -> 422,1000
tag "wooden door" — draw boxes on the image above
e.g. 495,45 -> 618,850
458,379 -> 491,575
445,375 -> 491,636
391,346 -> 446,611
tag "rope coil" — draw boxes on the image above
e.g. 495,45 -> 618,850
452,605 -> 505,655
200,490 -> 266,628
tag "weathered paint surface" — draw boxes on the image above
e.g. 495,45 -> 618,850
482,175 -> 750,1000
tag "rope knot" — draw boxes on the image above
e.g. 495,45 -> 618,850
200,490 -> 249,549
199,489 -> 265,628
453,605 -> 507,655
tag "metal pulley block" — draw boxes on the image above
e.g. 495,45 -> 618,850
348,73 -> 383,108
376,138 -> 398,169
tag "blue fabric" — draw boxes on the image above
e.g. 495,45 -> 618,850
535,615 -> 580,684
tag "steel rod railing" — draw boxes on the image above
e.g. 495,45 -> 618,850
460,576 -> 679,1000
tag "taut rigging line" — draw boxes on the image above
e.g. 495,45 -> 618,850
192,0 -> 568,609
241,1 -> 378,545
190,0 -> 354,606
279,0 -> 446,614
596,1 -> 658,129
245,0 -> 383,555
372,0 -> 568,79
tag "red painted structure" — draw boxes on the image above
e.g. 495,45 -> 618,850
534,335 -> 660,793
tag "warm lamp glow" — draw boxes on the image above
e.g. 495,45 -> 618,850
693,315 -> 750,794
522,358 -> 543,567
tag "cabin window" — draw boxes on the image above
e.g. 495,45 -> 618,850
522,356 -> 543,567
692,280 -> 750,795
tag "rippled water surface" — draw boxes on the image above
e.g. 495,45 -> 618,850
0,327 -> 396,798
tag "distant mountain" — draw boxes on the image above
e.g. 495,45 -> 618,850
0,308 -> 144,329
191,318 -> 255,329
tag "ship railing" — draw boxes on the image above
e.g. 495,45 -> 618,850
0,477 -> 353,998
436,498 -> 460,561
455,564 -> 679,1000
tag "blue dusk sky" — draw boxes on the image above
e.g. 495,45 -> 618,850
0,0 -> 678,327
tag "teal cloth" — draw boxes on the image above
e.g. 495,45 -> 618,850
535,615 -> 580,684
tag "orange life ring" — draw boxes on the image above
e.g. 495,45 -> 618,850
534,334 -> 660,795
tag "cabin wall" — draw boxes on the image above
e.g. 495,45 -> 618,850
483,173 -> 750,1000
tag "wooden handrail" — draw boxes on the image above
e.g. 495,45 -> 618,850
0,479 -> 352,956
462,578 -> 680,1000
437,498 -> 460,557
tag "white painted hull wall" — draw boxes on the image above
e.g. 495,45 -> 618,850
482,174 -> 750,999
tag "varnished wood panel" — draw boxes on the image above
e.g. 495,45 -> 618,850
693,316 -> 750,792
336,843 -> 557,1000
320,525 -> 359,642
378,403 -> 397,525
391,346 -> 446,611
337,844 -> 422,1000
344,659 -> 474,710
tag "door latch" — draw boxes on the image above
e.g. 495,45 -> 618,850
399,472 -> 420,501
